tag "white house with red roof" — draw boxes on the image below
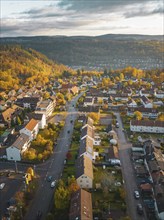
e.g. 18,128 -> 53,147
20,119 -> 39,141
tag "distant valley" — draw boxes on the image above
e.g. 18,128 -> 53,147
1,34 -> 164,70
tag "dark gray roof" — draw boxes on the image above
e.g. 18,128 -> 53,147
81,125 -> 93,139
79,137 -> 93,156
75,155 -> 93,179
26,113 -> 44,121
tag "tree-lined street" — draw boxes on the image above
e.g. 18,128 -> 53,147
115,112 -> 147,220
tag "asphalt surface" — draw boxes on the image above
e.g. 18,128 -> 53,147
23,93 -> 83,220
115,112 -> 147,220
0,93 -> 83,220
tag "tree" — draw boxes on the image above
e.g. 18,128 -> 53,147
43,92 -> 50,100
16,116 -> 22,125
26,167 -> 34,177
66,151 -> 72,160
88,112 -> 100,124
119,73 -> 124,81
134,111 -> 142,120
158,113 -> 164,121
54,186 -> 70,209
23,149 -> 37,160
68,176 -> 80,193
15,191 -> 25,207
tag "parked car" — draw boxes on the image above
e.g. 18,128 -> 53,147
47,176 -> 52,182
51,180 -> 56,188
134,190 -> 140,199
0,183 -> 5,189
36,210 -> 42,219
137,204 -> 143,215
67,130 -> 70,134
108,159 -> 121,166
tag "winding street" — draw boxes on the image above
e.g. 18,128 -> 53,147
115,112 -> 147,220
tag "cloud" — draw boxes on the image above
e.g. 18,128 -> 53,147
1,0 -> 163,37
124,1 -> 164,18
58,0 -> 163,14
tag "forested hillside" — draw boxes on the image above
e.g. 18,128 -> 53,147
0,45 -> 74,91
1,35 -> 163,70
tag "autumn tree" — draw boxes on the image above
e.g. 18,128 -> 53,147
66,151 -> 72,160
16,116 -> 22,125
68,176 -> 80,193
158,113 -> 164,121
15,191 -> 25,207
88,112 -> 100,124
134,111 -> 142,120
54,181 -> 70,209
26,167 -> 34,178
56,92 -> 66,105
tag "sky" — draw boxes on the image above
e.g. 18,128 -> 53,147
1,0 -> 164,37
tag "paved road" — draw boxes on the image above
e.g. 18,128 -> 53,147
23,93 -> 83,220
115,113 -> 147,220
0,92 -> 84,220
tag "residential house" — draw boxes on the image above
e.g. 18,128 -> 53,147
69,189 -> 93,220
114,94 -> 129,102
35,99 -> 55,118
83,97 -> 94,107
76,155 -> 93,189
79,137 -> 93,161
78,115 -> 86,123
154,90 -> 164,99
130,120 -> 164,133
140,95 -> 153,108
60,84 -> 78,94
20,119 -> 39,141
6,133 -> 30,161
82,117 -> 93,128
70,86 -> 79,95
78,105 -> 100,113
127,99 -> 137,107
0,100 -> 7,111
25,113 -> 46,129
81,125 -> 94,141
0,105 -> 23,127
15,96 -> 41,110
127,107 -> 159,118
153,101 -> 163,107
0,128 -> 15,146
139,89 -> 154,97
8,90 -> 16,97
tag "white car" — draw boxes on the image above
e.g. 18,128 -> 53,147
134,190 -> 140,199
51,180 -> 56,188
0,183 -> 5,189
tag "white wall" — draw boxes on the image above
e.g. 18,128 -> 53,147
130,125 -> 164,133
6,147 -> 21,161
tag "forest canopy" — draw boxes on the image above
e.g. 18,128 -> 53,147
0,45 -> 74,91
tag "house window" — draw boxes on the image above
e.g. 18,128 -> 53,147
10,157 -> 13,159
